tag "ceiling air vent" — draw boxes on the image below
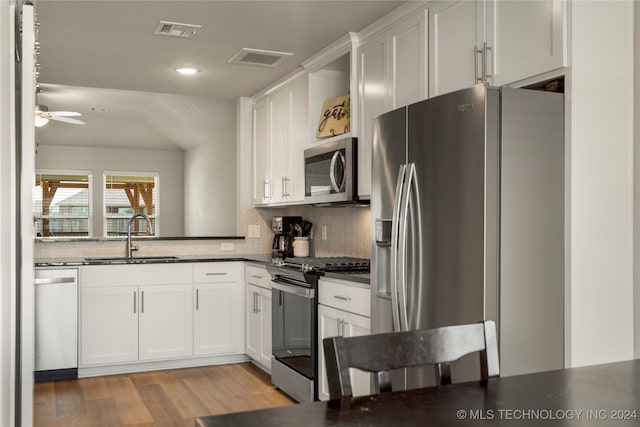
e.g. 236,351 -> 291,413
153,21 -> 201,38
228,48 -> 293,68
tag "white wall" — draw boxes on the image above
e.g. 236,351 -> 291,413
36,145 -> 185,237
635,1 -> 640,359
0,2 -> 17,425
184,99 -> 237,236
568,0 -> 635,367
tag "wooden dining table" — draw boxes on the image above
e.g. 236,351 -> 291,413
195,359 -> 640,426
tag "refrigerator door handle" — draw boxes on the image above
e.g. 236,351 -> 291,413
390,164 -> 407,332
398,163 -> 415,331
405,163 -> 424,331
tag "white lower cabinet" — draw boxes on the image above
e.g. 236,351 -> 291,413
81,285 -> 139,366
193,263 -> 245,356
81,283 -> 193,365
80,262 -> 244,372
245,264 -> 272,371
138,284 -> 193,360
317,279 -> 371,401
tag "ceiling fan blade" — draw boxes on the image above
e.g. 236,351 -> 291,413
48,111 -> 82,117
50,116 -> 86,125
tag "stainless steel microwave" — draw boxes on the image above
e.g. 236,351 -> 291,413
304,137 -> 358,205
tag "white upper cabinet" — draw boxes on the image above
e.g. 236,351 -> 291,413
389,9 -> 428,109
253,73 -> 308,206
357,4 -> 428,199
253,97 -> 271,204
286,76 -> 308,201
358,32 -> 388,199
429,0 -> 567,97
487,0 -> 567,86
269,89 -> 290,204
429,0 -> 483,97
248,1 -> 567,205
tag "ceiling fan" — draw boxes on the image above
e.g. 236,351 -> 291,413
35,104 -> 86,127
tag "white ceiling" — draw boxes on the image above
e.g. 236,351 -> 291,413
35,0 -> 404,150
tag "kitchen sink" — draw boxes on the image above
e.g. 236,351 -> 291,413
84,256 -> 180,264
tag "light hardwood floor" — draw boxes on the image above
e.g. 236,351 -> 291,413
34,363 -> 295,426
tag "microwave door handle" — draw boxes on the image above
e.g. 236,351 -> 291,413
329,151 -> 341,192
338,152 -> 346,191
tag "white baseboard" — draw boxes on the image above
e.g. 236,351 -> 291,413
78,353 -> 250,378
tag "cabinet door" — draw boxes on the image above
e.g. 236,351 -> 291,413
245,284 -> 261,360
357,31 -> 388,199
81,286 -> 138,366
487,0 -> 566,86
286,76 -> 308,202
344,312 -> 372,397
389,7 -> 428,108
429,0 -> 483,97
258,287 -> 273,369
269,89 -> 289,203
253,97 -> 271,204
139,284 -> 193,360
317,304 -> 343,401
194,281 -> 244,356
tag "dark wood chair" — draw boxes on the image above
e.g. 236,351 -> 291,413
322,320 -> 499,399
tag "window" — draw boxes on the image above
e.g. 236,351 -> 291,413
104,172 -> 159,237
33,171 -> 92,238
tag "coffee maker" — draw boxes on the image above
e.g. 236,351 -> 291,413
272,216 -> 302,260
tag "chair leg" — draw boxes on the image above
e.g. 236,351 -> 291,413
375,371 -> 392,393
436,363 -> 452,385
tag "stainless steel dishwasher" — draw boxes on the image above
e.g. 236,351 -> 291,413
35,268 -> 78,381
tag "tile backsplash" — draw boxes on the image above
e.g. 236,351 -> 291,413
35,205 -> 371,260
285,206 -> 370,259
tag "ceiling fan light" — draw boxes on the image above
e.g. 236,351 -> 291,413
174,67 -> 200,75
34,115 -> 49,127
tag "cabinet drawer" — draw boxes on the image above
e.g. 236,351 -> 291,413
245,264 -> 271,289
319,279 -> 370,317
193,262 -> 243,283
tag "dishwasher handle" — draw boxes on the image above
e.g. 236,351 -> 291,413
34,277 -> 76,285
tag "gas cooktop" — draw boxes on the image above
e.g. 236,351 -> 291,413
274,256 -> 370,273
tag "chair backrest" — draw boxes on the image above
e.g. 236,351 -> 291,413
322,320 -> 499,399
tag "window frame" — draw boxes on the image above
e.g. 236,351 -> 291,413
33,169 -> 94,239
103,171 -> 160,239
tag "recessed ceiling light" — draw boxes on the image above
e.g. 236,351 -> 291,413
174,67 -> 200,75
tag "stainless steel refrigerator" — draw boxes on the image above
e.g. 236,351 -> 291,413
371,85 -> 564,388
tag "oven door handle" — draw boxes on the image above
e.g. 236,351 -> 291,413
271,280 -> 315,299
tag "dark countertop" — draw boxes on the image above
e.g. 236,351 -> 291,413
36,236 -> 245,243
322,271 -> 370,285
34,253 -> 273,267
34,254 -> 370,285
195,359 -> 640,426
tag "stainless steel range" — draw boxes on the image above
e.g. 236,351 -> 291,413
266,256 -> 369,402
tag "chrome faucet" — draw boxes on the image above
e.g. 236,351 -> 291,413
127,213 -> 153,258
